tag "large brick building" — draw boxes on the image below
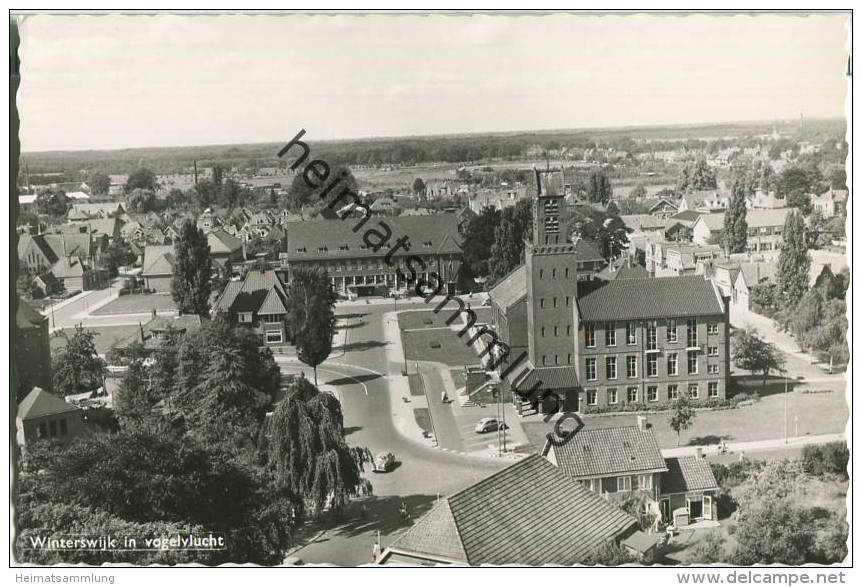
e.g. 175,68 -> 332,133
489,170 -> 730,415
284,214 -> 463,295
574,275 -> 730,410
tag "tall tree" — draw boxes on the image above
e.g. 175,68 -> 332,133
488,199 -> 532,281
115,360 -> 159,429
52,326 -> 107,396
260,375 -> 372,516
678,159 -> 717,192
586,169 -> 613,204
411,177 -> 426,195
723,176 -> 749,254
171,220 -> 212,316
777,210 -> 810,305
285,267 -> 338,385
461,206 -> 502,277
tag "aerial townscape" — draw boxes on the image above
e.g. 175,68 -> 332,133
13,116 -> 849,566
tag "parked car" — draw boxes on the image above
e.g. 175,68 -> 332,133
373,451 -> 396,472
474,417 -> 508,434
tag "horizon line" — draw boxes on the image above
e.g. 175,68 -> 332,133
19,116 -> 846,158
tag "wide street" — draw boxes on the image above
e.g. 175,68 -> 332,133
276,297 -> 509,565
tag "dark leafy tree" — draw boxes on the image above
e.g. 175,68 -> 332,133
52,325 -> 107,395
87,171 -> 111,196
678,159 -> 717,191
461,206 -> 501,277
115,360 -> 159,429
125,188 -> 157,213
828,167 -> 847,191
17,431 -> 294,565
284,165 -> 357,212
776,166 -> 811,198
777,210 -> 810,305
171,220 -> 212,316
286,267 -> 337,385
732,328 -> 786,385
124,167 -> 158,193
690,530 -> 729,563
100,238 -> 137,276
212,164 -> 224,186
723,175 -> 749,254
411,177 -> 426,195
35,191 -> 69,218
172,318 -> 280,455
733,501 -> 816,565
489,199 -> 532,281
586,169 -> 613,204
259,375 -> 372,516
629,184 -> 647,199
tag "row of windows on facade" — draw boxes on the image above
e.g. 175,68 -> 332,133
536,264 -> 595,280
581,320 -> 720,349
582,351 -> 721,379
296,241 -> 436,254
581,473 -> 654,494
584,381 -> 721,406
36,417 -> 69,439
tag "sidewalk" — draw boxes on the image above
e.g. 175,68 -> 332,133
661,432 -> 846,458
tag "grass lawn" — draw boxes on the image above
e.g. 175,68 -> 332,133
92,293 -> 177,316
413,408 -> 433,436
398,309 -> 460,330
522,377 -> 847,450
51,325 -> 141,355
401,328 -> 480,366
407,373 -> 425,397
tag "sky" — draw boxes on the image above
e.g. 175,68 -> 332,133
17,12 -> 850,152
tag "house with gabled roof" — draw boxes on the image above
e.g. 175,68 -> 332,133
487,265 -> 528,362
212,270 -> 289,345
142,245 -> 175,292
543,423 -> 719,526
207,229 -> 245,267
376,454 -> 638,565
16,387 -> 84,447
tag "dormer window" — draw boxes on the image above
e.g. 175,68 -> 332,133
317,246 -> 327,252
296,246 -> 307,253
338,244 -> 349,251
423,241 -> 432,248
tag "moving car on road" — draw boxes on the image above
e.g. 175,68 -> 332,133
373,451 -> 396,472
474,417 -> 508,434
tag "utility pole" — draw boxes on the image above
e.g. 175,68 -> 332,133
193,160 -> 199,189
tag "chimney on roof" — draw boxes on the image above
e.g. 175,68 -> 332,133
139,321 -> 144,343
696,447 -> 704,460
637,415 -> 648,432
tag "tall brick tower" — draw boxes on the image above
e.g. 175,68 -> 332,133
525,169 -> 581,372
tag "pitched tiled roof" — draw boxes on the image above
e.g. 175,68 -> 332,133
142,245 -> 175,276
488,265 -> 527,310
513,365 -> 579,392
208,229 -> 243,254
40,234 -> 92,260
213,270 -> 287,315
18,387 -> 81,420
572,237 -> 604,261
51,256 -> 87,279
670,210 -> 702,224
387,499 -> 468,563
661,457 -> 719,495
547,426 -> 668,479
698,213 -> 726,231
68,202 -> 124,219
577,275 -> 724,321
447,455 -> 636,565
286,214 -> 462,261
745,207 -> 794,228
621,214 -> 667,232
